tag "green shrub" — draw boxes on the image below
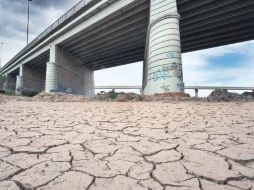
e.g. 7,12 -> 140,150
108,90 -> 119,99
21,89 -> 40,97
4,89 -> 15,96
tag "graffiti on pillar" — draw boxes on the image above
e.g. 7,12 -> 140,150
150,62 -> 183,82
152,69 -> 170,81
161,83 -> 171,93
162,62 -> 181,72
50,84 -> 76,94
166,62 -> 183,78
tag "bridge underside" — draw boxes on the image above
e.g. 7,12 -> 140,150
5,0 -> 254,72
56,0 -> 254,71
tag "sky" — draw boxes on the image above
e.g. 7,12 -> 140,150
0,0 -> 253,96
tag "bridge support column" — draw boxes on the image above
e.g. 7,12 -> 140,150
195,89 -> 199,98
15,65 -> 23,95
45,62 -> 58,93
143,0 -> 184,95
45,45 -> 58,93
83,67 -> 95,97
45,45 -> 94,97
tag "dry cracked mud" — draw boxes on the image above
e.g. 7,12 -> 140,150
0,99 -> 253,190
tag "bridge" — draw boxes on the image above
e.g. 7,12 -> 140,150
0,0 -> 254,96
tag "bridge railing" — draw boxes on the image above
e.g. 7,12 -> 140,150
95,86 -> 254,97
1,0 -> 91,72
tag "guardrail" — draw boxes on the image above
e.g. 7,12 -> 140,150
1,0 -> 92,72
95,86 -> 254,97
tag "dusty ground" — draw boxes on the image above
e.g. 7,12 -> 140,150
0,97 -> 254,190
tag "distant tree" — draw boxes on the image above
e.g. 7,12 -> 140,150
0,75 -> 6,90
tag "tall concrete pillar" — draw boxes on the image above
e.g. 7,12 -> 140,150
45,45 -> 95,96
16,65 -> 23,95
143,0 -> 184,95
45,62 -> 58,92
16,76 -> 23,95
45,46 -> 58,92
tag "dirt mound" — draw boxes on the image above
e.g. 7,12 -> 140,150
95,91 -> 192,102
115,93 -> 144,102
208,90 -> 244,101
32,92 -> 90,102
143,92 -> 192,102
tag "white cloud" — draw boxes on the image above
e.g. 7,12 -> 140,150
0,0 -> 80,66
95,62 -> 143,86
183,40 -> 254,86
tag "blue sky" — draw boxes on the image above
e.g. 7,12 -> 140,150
1,0 -> 253,96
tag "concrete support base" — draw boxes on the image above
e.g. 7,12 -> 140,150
45,45 -> 95,97
143,0 -> 184,95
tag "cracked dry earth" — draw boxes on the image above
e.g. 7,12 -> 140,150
0,100 -> 254,190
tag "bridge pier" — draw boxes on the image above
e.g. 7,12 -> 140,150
15,76 -> 23,95
143,0 -> 184,95
45,61 -> 58,93
195,89 -> 199,98
45,45 -> 95,97
15,64 -> 46,95
15,65 -> 23,95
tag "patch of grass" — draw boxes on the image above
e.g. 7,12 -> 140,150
108,90 -> 119,99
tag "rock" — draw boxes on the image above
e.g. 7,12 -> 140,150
207,90 -> 243,101
242,91 -> 254,98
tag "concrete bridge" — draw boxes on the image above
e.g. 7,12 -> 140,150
0,0 -> 254,96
